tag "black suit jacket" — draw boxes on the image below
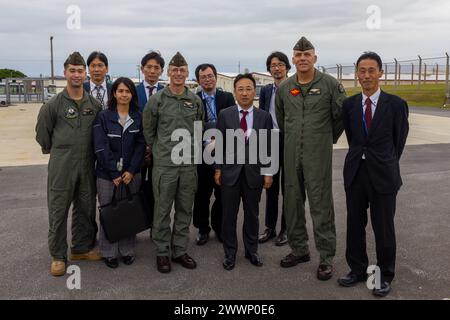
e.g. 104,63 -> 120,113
258,83 -> 274,112
216,106 -> 273,188
197,89 -> 235,129
83,81 -> 112,102
342,90 -> 409,194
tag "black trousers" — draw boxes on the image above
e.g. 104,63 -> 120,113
264,167 -> 286,232
345,161 -> 397,283
141,165 -> 155,228
264,137 -> 285,232
193,163 -> 222,236
221,169 -> 262,258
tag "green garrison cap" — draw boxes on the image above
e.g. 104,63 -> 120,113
64,51 -> 86,67
293,36 -> 315,51
169,51 -> 188,67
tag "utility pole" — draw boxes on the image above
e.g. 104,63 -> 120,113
50,36 -> 54,84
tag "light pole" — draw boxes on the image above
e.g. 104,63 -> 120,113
50,36 -> 54,84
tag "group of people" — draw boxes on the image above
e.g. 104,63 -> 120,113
35,35 -> 409,298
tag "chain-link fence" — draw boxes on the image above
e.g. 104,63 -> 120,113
319,53 -> 450,107
319,53 -> 449,89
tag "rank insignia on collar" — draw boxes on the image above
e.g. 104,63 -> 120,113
290,88 -> 301,97
65,106 -> 78,119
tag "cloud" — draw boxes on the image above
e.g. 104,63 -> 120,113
0,0 -> 448,77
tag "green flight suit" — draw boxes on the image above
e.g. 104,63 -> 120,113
36,89 -> 101,261
276,70 -> 345,265
143,86 -> 204,258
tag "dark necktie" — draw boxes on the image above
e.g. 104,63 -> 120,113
364,97 -> 372,130
147,86 -> 155,97
205,96 -> 216,122
95,86 -> 105,108
240,110 -> 248,141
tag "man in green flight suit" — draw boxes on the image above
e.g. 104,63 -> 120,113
276,37 -> 346,281
143,52 -> 204,273
36,52 -> 102,277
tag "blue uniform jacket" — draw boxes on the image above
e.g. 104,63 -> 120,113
93,109 -> 145,180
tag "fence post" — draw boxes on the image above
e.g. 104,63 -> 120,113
446,53 -> 449,91
5,79 -> 11,105
424,63 -> 427,85
411,63 -> 414,85
384,63 -> 388,86
435,63 -> 439,84
353,63 -> 357,87
398,64 -> 402,87
418,55 -> 422,89
394,59 -> 398,87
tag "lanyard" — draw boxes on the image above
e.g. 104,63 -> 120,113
205,96 -> 216,120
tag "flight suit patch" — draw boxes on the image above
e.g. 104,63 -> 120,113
65,106 -> 78,119
290,88 -> 301,97
183,101 -> 194,108
308,88 -> 321,95
82,108 -> 94,116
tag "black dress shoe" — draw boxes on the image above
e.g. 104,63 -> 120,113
223,256 -> 235,271
317,264 -> 334,281
104,257 -> 119,269
196,233 -> 209,246
337,272 -> 368,287
245,253 -> 263,267
172,253 -> 197,269
275,230 -> 288,246
122,255 -> 135,265
280,253 -> 310,268
156,256 -> 171,273
373,281 -> 391,297
258,228 -> 276,243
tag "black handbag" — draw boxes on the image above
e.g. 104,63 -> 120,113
99,184 -> 152,242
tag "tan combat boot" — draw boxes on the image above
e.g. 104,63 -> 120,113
51,260 -> 66,277
70,248 -> 102,261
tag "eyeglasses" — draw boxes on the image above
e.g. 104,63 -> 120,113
270,63 -> 286,69
199,74 -> 215,81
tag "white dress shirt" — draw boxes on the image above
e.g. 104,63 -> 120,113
90,80 -> 108,108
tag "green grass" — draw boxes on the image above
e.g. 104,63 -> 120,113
345,84 -> 448,107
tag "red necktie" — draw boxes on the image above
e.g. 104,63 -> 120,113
364,98 -> 372,130
240,110 -> 248,141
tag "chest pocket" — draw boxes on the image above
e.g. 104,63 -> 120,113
304,93 -> 326,110
181,102 -> 200,121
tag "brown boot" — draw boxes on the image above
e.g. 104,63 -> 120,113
51,260 -> 66,277
70,248 -> 102,261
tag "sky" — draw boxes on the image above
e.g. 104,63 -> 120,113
0,0 -> 449,78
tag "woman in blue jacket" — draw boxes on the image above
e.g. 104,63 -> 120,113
93,77 -> 145,268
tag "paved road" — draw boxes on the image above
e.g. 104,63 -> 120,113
0,144 -> 449,300
409,106 -> 450,118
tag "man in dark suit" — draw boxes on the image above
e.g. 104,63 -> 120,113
136,51 -> 165,112
83,51 -> 112,110
338,52 -> 409,297
215,73 -> 274,270
136,51 -> 165,233
193,63 -> 235,245
258,51 -> 291,246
